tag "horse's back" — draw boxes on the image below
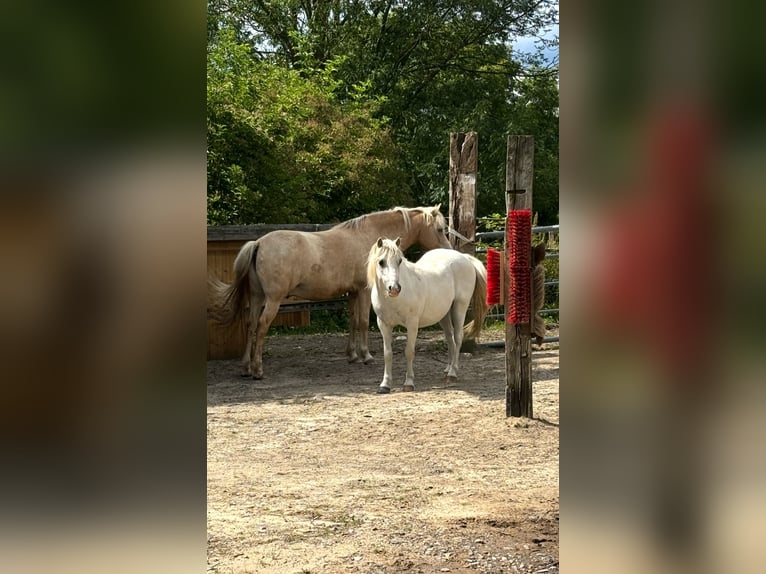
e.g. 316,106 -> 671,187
416,249 -> 483,305
415,248 -> 479,278
255,228 -> 365,299
256,228 -> 319,253
258,227 -> 365,261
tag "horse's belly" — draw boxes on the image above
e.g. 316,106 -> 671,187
373,290 -> 451,329
291,283 -> 350,300
418,306 -> 451,328
291,266 -> 360,300
258,232 -> 362,300
417,295 -> 457,327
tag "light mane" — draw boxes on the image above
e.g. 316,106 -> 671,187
392,206 -> 443,234
335,205 -> 443,234
335,207 -> 411,233
366,238 -> 403,289
402,205 -> 447,235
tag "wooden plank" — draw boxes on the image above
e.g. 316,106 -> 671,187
207,318 -> 246,360
505,135 -> 535,418
208,223 -> 334,242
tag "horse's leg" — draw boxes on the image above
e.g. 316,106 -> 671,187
241,321 -> 254,377
402,320 -> 419,391
252,298 -> 281,380
357,288 -> 374,364
346,291 -> 360,363
376,317 -> 394,394
439,313 -> 458,379
241,293 -> 264,377
448,302 -> 470,378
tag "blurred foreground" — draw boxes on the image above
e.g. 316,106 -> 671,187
0,2 -> 206,573
562,1 -> 766,573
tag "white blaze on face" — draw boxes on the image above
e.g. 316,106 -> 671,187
375,239 -> 402,297
380,256 -> 401,297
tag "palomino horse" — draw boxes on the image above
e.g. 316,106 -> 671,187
208,206 -> 452,379
367,237 -> 488,393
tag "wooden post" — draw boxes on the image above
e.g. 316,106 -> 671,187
505,135 -> 534,418
449,132 -> 478,352
448,132 -> 477,256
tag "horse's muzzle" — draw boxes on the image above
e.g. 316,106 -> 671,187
387,284 -> 401,297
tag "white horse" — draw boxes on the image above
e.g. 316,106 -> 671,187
367,237 -> 488,393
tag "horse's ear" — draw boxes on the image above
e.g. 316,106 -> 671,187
395,237 -> 401,247
376,237 -> 384,248
432,204 -> 441,214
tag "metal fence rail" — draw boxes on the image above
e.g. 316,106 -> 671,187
475,224 -> 559,242
482,336 -> 559,348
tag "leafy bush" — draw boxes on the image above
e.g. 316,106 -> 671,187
207,29 -> 412,225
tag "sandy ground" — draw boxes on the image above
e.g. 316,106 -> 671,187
208,326 -> 559,573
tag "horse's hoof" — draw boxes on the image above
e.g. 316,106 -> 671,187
240,372 -> 252,378
252,373 -> 263,380
376,386 -> 391,394
363,356 -> 375,365
348,356 -> 361,364
402,385 -> 415,392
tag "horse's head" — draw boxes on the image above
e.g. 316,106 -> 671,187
368,237 -> 404,297
413,205 -> 452,251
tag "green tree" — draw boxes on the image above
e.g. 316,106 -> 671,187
207,1 -> 559,224
207,29 -> 411,224
507,71 -> 559,224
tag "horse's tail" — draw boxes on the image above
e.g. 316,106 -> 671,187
207,240 -> 258,326
464,256 -> 489,340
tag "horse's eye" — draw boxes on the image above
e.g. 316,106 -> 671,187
397,258 -> 402,265
379,260 -> 386,268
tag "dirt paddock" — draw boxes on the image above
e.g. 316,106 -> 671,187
207,326 -> 559,573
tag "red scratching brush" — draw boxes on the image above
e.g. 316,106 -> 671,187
507,210 -> 532,324
485,248 -> 501,306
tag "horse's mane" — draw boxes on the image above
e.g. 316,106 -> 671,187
366,238 -> 403,289
335,206 -> 443,234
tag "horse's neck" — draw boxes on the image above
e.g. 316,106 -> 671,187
405,257 -> 421,275
372,212 -> 420,247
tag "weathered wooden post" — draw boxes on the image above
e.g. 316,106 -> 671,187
448,132 -> 477,255
449,132 -> 478,352
505,135 -> 534,417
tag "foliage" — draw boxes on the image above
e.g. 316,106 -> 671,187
207,29 -> 411,224
207,1 -> 559,225
537,232 -> 559,316
507,72 -> 559,224
270,308 -> 350,335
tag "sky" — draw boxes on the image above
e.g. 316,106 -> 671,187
513,22 -> 559,65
